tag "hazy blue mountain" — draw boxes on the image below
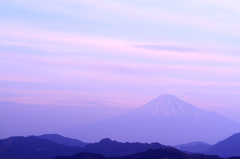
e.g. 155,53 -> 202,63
54,152 -> 107,159
0,136 -> 82,159
58,95 -> 240,145
175,141 -> 211,153
205,133 -> 240,157
79,138 -> 167,157
54,148 -> 223,159
38,134 -> 87,147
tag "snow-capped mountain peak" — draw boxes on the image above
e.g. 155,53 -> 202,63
59,94 -> 240,145
129,94 -> 209,118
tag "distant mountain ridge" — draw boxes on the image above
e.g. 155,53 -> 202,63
38,134 -> 87,147
54,147 -> 223,159
0,135 -> 167,158
79,138 -> 168,157
58,95 -> 240,145
2,134 -> 240,159
0,136 -> 81,159
206,133 -> 240,157
175,141 -> 211,153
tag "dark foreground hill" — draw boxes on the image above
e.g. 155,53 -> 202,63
0,136 -> 167,159
38,134 -> 87,147
175,141 -> 211,153
206,133 -> 240,158
0,136 -> 81,159
79,138 -> 167,157
54,148 -> 222,159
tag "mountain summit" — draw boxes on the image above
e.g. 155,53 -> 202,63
129,94 -> 209,118
58,95 -> 240,145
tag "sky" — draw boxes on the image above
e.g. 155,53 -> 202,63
1,0 -> 240,138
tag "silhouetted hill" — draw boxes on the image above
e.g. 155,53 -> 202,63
54,152 -> 107,159
79,138 -> 167,157
38,134 -> 87,147
206,133 -> 240,157
175,141 -> 211,153
118,148 -> 222,159
0,136 -> 82,159
54,148 -> 223,159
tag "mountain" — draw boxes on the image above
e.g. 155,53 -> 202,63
0,136 -> 82,159
175,141 -> 211,153
116,148 -> 222,159
79,138 -> 167,157
205,133 -> 240,157
38,134 -> 87,147
58,95 -> 240,145
54,148 -> 223,159
54,152 -> 106,159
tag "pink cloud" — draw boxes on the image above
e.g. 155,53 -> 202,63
1,49 -> 240,83
1,24 -> 240,66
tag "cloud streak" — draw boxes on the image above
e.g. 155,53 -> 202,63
1,23 -> 240,65
133,44 -> 197,52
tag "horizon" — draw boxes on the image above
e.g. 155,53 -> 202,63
1,0 -> 240,146
1,94 -> 240,145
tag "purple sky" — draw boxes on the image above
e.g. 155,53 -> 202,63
1,0 -> 240,138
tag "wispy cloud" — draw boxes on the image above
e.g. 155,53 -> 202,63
1,24 -> 240,65
3,0 -> 240,38
133,44 -> 197,52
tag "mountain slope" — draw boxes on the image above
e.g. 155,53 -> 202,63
79,138 -> 167,157
55,152 -> 107,159
206,133 -> 240,157
175,141 -> 211,153
0,136 -> 82,159
54,148 -> 223,159
38,134 -> 87,147
58,95 -> 240,145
